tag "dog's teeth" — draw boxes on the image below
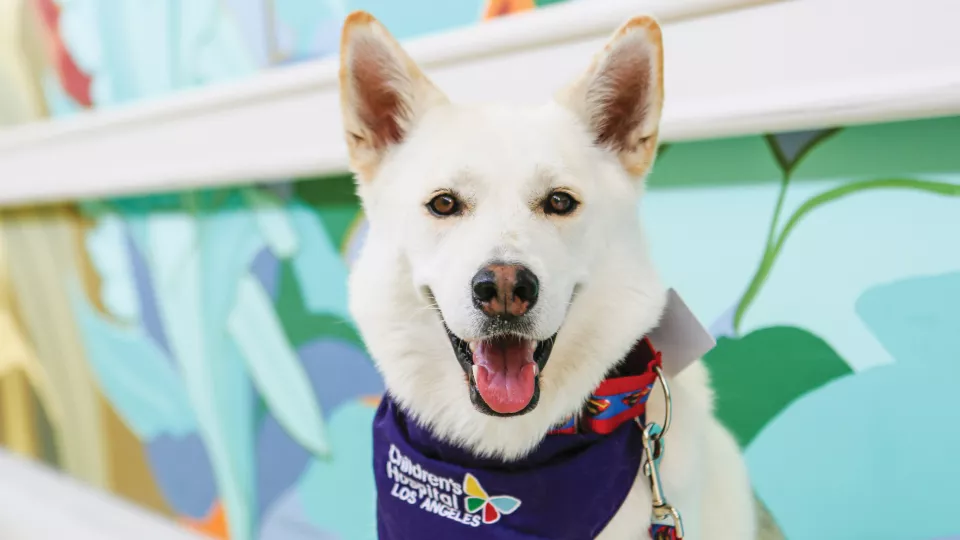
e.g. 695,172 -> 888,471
533,363 -> 540,376
472,365 -> 480,380
469,342 -> 477,352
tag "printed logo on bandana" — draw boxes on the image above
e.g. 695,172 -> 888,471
386,444 -> 522,527
463,473 -> 521,524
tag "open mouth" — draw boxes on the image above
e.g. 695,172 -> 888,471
446,327 -> 557,417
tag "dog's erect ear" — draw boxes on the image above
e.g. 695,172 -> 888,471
557,16 -> 664,178
339,11 -> 449,181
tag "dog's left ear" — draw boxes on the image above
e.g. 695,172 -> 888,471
339,11 -> 449,182
557,16 -> 664,178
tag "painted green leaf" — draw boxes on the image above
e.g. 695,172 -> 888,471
704,326 -> 853,448
228,273 -> 329,457
294,174 -> 362,248
793,116 -> 960,181
466,497 -> 486,513
647,135 -> 781,189
273,261 -> 364,349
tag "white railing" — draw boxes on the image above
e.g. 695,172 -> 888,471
0,449 -> 205,540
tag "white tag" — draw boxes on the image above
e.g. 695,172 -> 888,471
646,288 -> 715,377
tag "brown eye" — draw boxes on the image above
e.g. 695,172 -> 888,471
427,193 -> 461,217
544,191 -> 578,215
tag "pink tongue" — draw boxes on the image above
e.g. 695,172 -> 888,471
473,338 -> 537,414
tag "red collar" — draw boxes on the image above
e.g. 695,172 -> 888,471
549,338 -> 661,435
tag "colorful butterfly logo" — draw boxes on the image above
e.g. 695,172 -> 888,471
463,473 -> 522,525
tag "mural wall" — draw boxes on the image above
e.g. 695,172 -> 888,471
0,118 -> 957,540
1,2 -> 959,540
8,0 -> 569,118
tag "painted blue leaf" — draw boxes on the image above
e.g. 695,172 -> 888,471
189,3 -> 259,82
125,231 -> 173,356
343,217 -> 368,268
147,199 -> 260,540
242,188 -> 299,258
221,0 -> 272,66
68,284 -> 195,439
297,401 -> 378,540
256,411 -> 311,516
338,0 -> 485,41
298,338 -> 383,415
274,0 -> 343,59
747,272 -> 960,540
146,433 -> 218,518
58,0 -> 255,107
229,273 -> 329,456
260,488 -> 339,540
84,215 -> 141,320
257,338 -> 382,514
251,247 -> 281,300
287,203 -> 351,321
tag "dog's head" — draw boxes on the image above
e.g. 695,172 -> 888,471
341,12 -> 668,457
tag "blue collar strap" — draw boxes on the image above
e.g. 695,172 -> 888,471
549,337 -> 661,436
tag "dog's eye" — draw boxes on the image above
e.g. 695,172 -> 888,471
427,193 -> 461,217
544,191 -> 578,216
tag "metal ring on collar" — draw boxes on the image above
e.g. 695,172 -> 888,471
652,366 -> 672,439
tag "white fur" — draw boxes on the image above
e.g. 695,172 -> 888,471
341,12 -> 756,539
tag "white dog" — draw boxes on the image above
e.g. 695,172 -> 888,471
340,11 -> 756,540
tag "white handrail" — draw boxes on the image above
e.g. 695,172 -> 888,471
0,449 -> 205,540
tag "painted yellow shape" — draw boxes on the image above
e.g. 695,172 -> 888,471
0,0 -> 48,124
0,0 -> 66,464
0,228 -> 64,460
0,209 -> 109,487
0,370 -> 37,456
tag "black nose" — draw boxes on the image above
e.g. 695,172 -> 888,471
471,263 -> 539,318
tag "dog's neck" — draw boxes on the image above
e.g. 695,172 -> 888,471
548,337 -> 661,436
394,336 -> 662,463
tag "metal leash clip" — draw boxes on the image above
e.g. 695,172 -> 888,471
636,366 -> 685,538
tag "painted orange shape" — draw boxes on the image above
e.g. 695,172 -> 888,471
180,500 -> 229,539
360,394 -> 383,408
483,0 -> 535,20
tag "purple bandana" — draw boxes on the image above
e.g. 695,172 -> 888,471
372,338 -> 677,539
373,397 -> 645,539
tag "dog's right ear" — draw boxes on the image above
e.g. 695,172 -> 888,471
556,16 -> 664,179
339,11 -> 449,182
